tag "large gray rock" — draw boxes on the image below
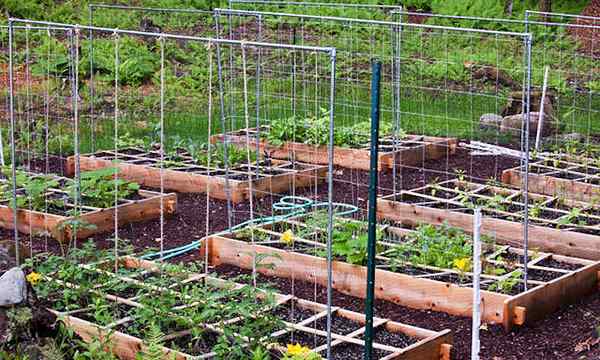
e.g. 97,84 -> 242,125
500,112 -> 557,137
0,267 -> 27,307
479,113 -> 503,130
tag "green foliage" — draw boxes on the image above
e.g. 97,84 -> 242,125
300,212 -> 383,265
136,323 -> 171,360
192,143 -> 257,168
266,109 -> 396,149
71,168 -> 140,208
389,223 -> 472,269
2,167 -> 59,211
488,270 -> 523,294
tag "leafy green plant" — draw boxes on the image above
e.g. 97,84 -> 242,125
557,207 -> 584,228
192,143 -> 257,168
388,223 -> 472,269
69,168 -> 140,208
2,167 -> 59,212
488,270 -> 523,294
265,109 -> 396,149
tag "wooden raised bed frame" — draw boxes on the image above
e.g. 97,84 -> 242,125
66,148 -> 326,203
211,126 -> 458,171
377,179 -> 600,260
47,257 -> 452,360
502,156 -> 600,203
0,173 -> 176,242
202,216 -> 600,331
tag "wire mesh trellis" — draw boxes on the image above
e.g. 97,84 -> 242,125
227,0 -> 403,21
5,18 -> 336,269
214,6 -> 534,256
4,16 -> 352,359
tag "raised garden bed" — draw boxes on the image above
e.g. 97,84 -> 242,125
377,179 -> 600,260
66,147 -> 326,203
502,155 -> 600,203
211,126 -> 457,171
39,255 -> 452,360
203,214 -> 600,331
0,170 -> 176,242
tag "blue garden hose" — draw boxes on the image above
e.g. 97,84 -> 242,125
141,196 -> 358,261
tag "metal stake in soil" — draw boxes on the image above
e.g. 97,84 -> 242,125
364,59 -> 382,360
471,207 -> 483,360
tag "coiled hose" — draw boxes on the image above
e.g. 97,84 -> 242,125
141,196 -> 359,261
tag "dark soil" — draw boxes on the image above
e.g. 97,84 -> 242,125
363,326 -> 418,349
536,257 -> 585,271
311,313 -> 363,335
211,263 -> 600,360
328,343 -> 390,360
278,330 -> 327,348
272,301 -> 317,324
5,149 -> 600,359
168,331 -> 219,356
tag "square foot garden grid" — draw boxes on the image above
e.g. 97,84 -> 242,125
44,256 -> 452,360
212,127 -> 457,171
202,215 -> 599,331
0,171 -> 176,242
66,148 -> 326,203
502,155 -> 600,203
377,179 -> 600,260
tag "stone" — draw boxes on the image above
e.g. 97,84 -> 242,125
555,133 -> 583,143
501,90 -> 556,120
479,113 -> 503,130
500,112 -> 557,137
0,267 -> 27,307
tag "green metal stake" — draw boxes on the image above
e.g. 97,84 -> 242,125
364,59 -> 382,360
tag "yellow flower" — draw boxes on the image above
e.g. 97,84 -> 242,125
287,343 -> 310,356
281,229 -> 295,246
453,258 -> 472,273
26,272 -> 42,285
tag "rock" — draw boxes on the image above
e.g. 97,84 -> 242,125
0,267 -> 27,307
500,112 -> 558,137
501,90 -> 556,119
554,133 -> 584,143
479,113 -> 503,130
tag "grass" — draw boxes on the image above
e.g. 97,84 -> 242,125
1,0 -> 597,159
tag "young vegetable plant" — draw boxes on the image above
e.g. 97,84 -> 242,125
389,223 -> 473,269
69,168 -> 140,208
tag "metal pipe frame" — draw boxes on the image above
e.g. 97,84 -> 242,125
389,8 -> 600,31
214,8 -> 531,37
228,0 -> 402,11
9,18 -> 335,53
89,3 -> 213,14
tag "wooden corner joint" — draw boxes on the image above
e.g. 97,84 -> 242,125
513,306 -> 527,326
166,199 -> 177,213
440,343 -> 453,360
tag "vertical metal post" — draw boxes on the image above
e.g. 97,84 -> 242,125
88,5 -> 96,153
213,11 -> 233,230
255,15 -> 262,176
71,27 -> 81,248
391,9 -> 402,198
8,20 -> 19,265
325,48 -> 337,360
522,34 -> 532,290
364,59 -> 382,360
471,208 -> 482,360
535,66 -> 549,152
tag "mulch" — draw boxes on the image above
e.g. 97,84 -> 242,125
0,145 -> 598,359
211,263 -> 600,360
568,0 -> 600,58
